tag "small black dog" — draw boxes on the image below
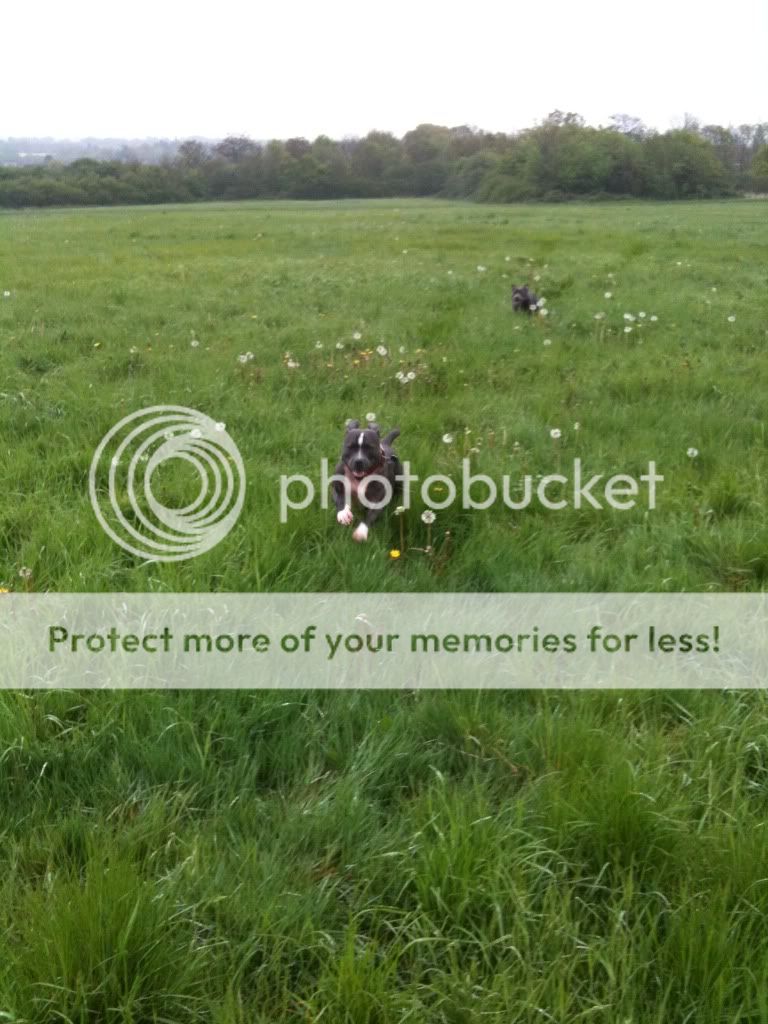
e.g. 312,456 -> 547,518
512,285 -> 540,313
332,420 -> 401,542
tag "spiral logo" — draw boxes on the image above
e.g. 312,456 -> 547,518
89,405 -> 245,562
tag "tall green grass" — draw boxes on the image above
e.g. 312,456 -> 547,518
1,200 -> 767,1021
1,199 -> 766,591
2,690 -> 768,1021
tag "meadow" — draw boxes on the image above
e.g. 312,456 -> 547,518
1,200 -> 768,1022
1,198 -> 766,592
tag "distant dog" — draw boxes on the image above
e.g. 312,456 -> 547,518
512,285 -> 539,313
332,420 -> 401,543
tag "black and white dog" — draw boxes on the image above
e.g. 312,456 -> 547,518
512,285 -> 540,313
332,420 -> 401,542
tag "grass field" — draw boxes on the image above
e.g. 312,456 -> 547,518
1,198 -> 766,591
1,199 -> 768,1022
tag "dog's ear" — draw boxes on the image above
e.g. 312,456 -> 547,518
346,419 -> 360,430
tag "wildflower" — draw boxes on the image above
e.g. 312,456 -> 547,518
711,287 -> 717,292
574,422 -> 581,431
18,567 -> 32,581
624,326 -> 633,333
352,331 -> 362,341
650,315 -> 658,322
365,412 -> 376,422
447,269 -> 454,275
534,274 -> 541,281
237,354 -> 248,364
402,249 -> 408,254
336,342 -> 344,350
538,297 -> 546,306
594,312 -> 605,320
394,506 -> 405,516
727,315 -> 736,323
604,291 -> 613,299
315,340 -> 323,349
687,447 -> 699,458
543,338 -> 552,347
129,346 -> 138,354
469,446 -> 480,454
406,371 -> 416,381
389,549 -> 401,560
286,358 -> 300,369
399,345 -> 406,354
0,587 -> 10,593
421,510 -> 436,525
190,339 -> 200,348
623,313 -> 636,321
550,428 -> 562,440
93,341 -> 102,349
395,371 -> 404,381
442,433 -> 454,444
638,311 -> 646,318
476,265 -> 487,273
539,308 -> 549,317
376,344 -> 388,356
2,290 -> 10,298
505,255 -> 511,262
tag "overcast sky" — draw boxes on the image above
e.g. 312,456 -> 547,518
3,0 -> 766,140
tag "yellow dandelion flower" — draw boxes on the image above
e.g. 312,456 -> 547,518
389,549 -> 401,560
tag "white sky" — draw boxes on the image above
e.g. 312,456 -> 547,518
3,0 -> 766,140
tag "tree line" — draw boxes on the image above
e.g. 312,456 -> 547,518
1,113 -> 767,208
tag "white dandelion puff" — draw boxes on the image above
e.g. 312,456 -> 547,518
550,428 -> 562,440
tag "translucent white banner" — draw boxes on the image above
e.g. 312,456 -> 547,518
1,593 -> 766,688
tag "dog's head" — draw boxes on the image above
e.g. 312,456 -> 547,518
512,285 -> 538,312
341,421 -> 385,479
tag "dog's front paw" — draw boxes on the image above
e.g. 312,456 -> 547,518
337,506 -> 354,526
352,523 -> 369,543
